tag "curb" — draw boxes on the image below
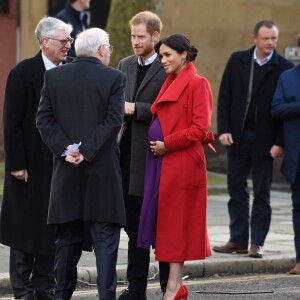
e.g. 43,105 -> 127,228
0,255 -> 295,295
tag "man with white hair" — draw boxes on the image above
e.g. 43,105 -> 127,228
36,27 -> 126,300
0,17 -> 73,300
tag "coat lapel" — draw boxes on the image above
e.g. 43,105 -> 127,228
128,59 -> 138,102
137,59 -> 162,93
33,52 -> 46,106
239,47 -> 254,93
156,62 -> 197,103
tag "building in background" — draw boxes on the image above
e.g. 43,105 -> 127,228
0,0 -> 18,154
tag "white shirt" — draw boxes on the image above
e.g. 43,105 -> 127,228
42,52 -> 62,70
253,48 -> 273,66
138,53 -> 157,66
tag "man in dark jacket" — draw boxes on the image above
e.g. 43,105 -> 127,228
0,17 -> 73,300
55,0 -> 91,57
117,11 -> 169,300
213,20 -> 294,259
272,34 -> 300,275
36,27 -> 126,300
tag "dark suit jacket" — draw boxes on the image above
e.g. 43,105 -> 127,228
217,46 -> 294,156
0,52 -> 55,256
272,64 -> 300,184
36,56 -> 126,226
118,55 -> 167,197
56,5 -> 88,57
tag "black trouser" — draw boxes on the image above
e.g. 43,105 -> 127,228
291,164 -> 300,263
123,194 -> 169,296
9,248 -> 55,299
54,219 -> 120,300
227,130 -> 273,246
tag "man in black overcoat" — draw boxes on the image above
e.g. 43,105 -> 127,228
36,27 -> 126,300
0,17 -> 73,300
214,20 -> 294,258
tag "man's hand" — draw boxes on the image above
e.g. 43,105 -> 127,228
65,153 -> 84,166
270,145 -> 284,158
11,169 -> 28,182
219,133 -> 234,146
124,101 -> 135,116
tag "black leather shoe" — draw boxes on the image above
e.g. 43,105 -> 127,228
118,289 -> 147,300
35,291 -> 54,300
212,242 -> 248,254
16,294 -> 36,300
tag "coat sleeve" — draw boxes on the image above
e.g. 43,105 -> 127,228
3,68 -> 28,171
217,54 -> 234,135
164,77 -> 213,152
36,72 -> 72,157
272,74 -> 300,120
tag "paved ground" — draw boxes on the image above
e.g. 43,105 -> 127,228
0,188 -> 297,294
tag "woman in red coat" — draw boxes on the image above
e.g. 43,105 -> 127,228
138,34 -> 213,299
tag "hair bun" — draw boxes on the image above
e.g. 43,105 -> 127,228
189,46 -> 198,61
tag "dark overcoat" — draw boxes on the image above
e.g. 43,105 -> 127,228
217,46 -> 294,156
272,64 -> 300,184
36,56 -> 126,226
0,52 -> 55,256
118,55 -> 167,197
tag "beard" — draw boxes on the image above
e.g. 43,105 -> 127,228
133,43 -> 154,58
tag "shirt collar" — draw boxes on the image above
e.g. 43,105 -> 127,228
137,53 -> 157,66
42,52 -> 62,70
253,48 -> 273,66
79,11 -> 86,21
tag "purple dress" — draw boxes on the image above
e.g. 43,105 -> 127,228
137,117 -> 163,249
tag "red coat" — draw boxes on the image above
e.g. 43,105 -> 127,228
152,62 -> 212,262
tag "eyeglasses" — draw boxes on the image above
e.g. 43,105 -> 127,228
103,44 -> 114,54
46,37 -> 74,45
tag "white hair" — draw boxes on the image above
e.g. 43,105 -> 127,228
35,17 -> 73,48
75,28 -> 109,56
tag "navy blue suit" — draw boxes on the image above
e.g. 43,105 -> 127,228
272,64 -> 300,263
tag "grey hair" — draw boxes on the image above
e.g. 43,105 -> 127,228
75,27 -> 109,56
35,17 -> 73,48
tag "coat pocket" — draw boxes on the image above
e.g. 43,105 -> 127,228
181,147 -> 206,188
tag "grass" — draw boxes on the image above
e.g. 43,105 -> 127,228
207,171 -> 227,185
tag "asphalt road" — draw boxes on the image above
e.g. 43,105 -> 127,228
0,273 -> 299,299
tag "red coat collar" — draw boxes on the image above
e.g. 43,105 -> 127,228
155,62 -> 197,104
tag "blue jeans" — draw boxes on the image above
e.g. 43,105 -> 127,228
227,130 -> 273,246
291,164 -> 300,263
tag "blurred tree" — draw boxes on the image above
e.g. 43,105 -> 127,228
106,0 -> 162,68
